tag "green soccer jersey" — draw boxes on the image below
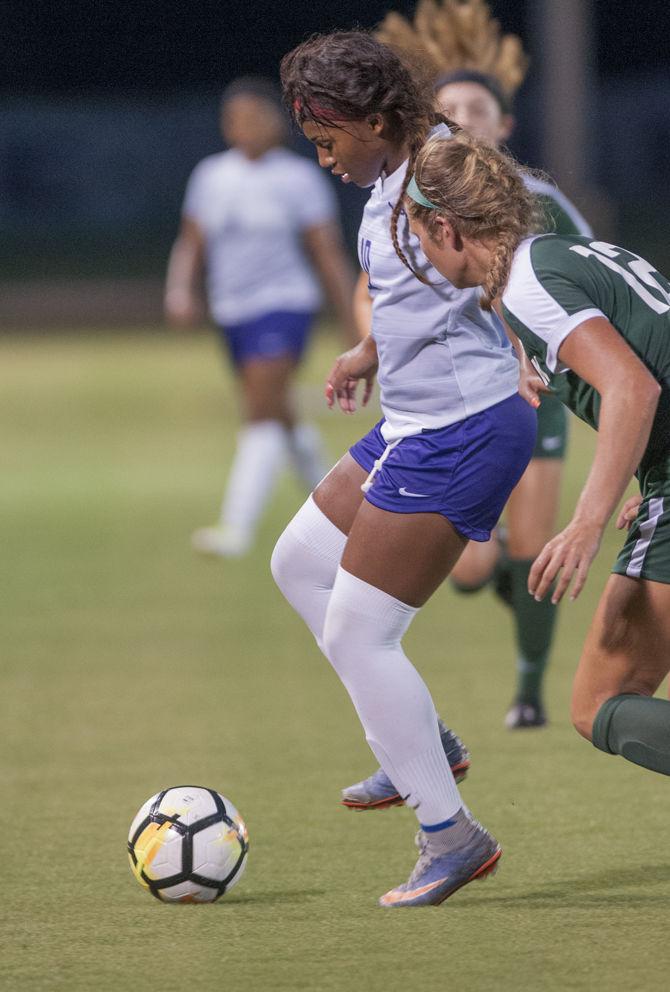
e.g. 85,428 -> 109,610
501,235 -> 670,476
524,176 -> 593,237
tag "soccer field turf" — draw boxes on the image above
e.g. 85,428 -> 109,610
3,328 -> 669,991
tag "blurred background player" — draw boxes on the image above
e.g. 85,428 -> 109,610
377,0 -> 593,728
165,77 -> 356,557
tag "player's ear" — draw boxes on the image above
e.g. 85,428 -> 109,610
366,114 -> 385,135
433,214 -> 451,243
434,215 -> 463,250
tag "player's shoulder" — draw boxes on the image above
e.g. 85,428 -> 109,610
529,233 -> 594,275
523,174 -> 567,202
505,235 -> 586,304
270,149 -> 332,196
273,147 -> 323,176
188,150 -> 239,185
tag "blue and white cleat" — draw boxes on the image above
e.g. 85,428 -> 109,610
341,723 -> 470,811
378,813 -> 501,908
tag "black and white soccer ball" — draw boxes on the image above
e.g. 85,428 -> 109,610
127,786 -> 249,903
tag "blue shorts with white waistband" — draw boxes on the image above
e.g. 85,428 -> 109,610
349,393 -> 537,542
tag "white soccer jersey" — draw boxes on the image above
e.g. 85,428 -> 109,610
183,147 -> 337,324
359,125 -> 520,441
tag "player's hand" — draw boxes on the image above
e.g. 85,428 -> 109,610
616,494 -> 643,530
518,368 -> 551,409
325,338 -> 378,414
528,518 -> 603,605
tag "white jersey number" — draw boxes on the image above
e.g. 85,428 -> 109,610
570,241 -> 670,315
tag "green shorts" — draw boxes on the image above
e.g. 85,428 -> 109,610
613,458 -> 670,584
532,392 -> 568,460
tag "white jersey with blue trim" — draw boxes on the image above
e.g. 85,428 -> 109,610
183,147 -> 337,325
358,125 -> 520,442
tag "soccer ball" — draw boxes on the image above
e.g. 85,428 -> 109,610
127,785 -> 249,903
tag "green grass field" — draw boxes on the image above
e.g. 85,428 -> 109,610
3,328 -> 670,992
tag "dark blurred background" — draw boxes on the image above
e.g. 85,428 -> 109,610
3,0 -> 670,325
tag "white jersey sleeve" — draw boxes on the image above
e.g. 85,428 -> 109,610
182,156 -> 217,227
289,160 -> 337,230
502,237 -> 605,372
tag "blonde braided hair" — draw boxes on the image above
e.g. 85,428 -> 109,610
404,132 -> 544,308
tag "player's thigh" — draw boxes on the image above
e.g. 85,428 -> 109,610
506,458 -> 563,558
449,534 -> 499,589
341,501 -> 467,607
313,452 -> 368,536
239,355 -> 297,422
571,574 -> 670,737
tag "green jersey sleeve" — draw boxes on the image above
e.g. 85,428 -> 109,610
523,176 -> 593,237
501,236 -> 605,372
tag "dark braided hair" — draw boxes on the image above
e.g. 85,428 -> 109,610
280,31 -> 457,267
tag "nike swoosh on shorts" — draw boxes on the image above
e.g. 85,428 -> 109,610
398,487 -> 430,498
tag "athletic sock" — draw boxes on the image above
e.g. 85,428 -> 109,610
271,506 -> 462,783
509,558 -> 557,705
323,568 -> 462,826
218,420 -> 288,542
288,422 -> 331,491
492,554 -> 513,608
270,495 -> 346,649
592,694 -> 670,775
421,807 -> 485,857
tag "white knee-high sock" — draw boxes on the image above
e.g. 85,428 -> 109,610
322,567 -> 462,827
271,495 -> 346,650
288,422 -> 331,491
219,420 -> 288,541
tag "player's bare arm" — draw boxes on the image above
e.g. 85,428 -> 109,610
529,317 -> 661,604
353,270 -> 373,340
164,216 -> 207,326
302,221 -> 358,345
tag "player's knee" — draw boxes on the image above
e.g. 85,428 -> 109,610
450,576 -> 489,595
571,679 -> 618,742
570,698 -> 595,742
270,524 -> 296,598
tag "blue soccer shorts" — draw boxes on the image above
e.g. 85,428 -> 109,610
349,393 -> 537,542
218,311 -> 315,367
